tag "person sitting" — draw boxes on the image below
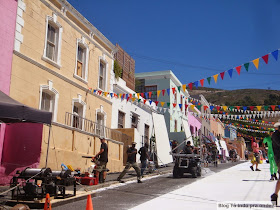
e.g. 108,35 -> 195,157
182,141 -> 194,154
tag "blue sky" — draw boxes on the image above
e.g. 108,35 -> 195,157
68,0 -> 280,90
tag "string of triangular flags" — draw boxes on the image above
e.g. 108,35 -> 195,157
237,133 -> 266,140
225,124 -> 269,133
190,111 -> 280,120
189,97 -> 280,112
222,118 -> 275,127
223,121 -> 270,131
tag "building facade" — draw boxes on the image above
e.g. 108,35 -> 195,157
2,0 -> 125,183
135,70 -> 190,143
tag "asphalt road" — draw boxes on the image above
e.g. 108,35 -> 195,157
53,161 -> 243,210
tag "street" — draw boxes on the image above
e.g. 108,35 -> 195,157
53,161 -> 243,210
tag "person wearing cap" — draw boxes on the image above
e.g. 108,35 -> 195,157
263,129 -> 278,181
117,142 -> 142,183
271,122 -> 280,205
92,137 -> 108,183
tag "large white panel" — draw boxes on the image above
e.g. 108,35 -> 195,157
152,113 -> 173,165
220,140 -> 229,157
182,120 -> 194,146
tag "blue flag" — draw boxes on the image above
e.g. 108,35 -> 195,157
272,50 -> 278,61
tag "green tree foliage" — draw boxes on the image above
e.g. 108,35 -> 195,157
114,60 -> 122,79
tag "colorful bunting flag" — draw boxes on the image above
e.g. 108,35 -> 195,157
188,83 -> 193,90
262,54 -> 269,64
213,74 -> 219,83
220,72 -> 225,80
161,102 -> 165,107
200,79 -> 204,87
228,69 -> 233,78
236,66 -> 241,75
182,84 -> 186,92
244,63 -> 249,72
207,77 -> 211,85
272,50 -> 278,61
252,58 -> 259,69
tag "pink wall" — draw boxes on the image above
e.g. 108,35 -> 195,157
188,113 -> 201,136
0,0 -> 17,95
0,123 -> 43,185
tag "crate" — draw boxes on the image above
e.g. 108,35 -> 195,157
80,177 -> 98,186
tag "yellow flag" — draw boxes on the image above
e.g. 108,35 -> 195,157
252,58 -> 259,69
104,92 -> 108,97
182,84 -> 186,92
157,90 -> 161,97
119,94 -> 122,98
190,105 -> 195,109
222,106 -> 227,111
137,93 -> 140,99
160,102 -> 165,107
256,106 -> 262,111
132,97 -> 136,102
213,74 -> 219,83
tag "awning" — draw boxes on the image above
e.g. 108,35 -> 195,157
0,91 -> 52,125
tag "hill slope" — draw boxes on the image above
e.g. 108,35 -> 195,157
188,88 -> 280,106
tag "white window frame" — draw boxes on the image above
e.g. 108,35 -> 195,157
39,82 -> 59,122
98,55 -> 108,91
72,96 -> 86,130
42,13 -> 63,69
96,106 -> 107,138
74,37 -> 89,83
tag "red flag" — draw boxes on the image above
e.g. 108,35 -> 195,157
143,99 -> 146,104
200,79 -> 204,87
162,89 -> 165,96
236,106 -> 240,110
216,106 -> 220,111
185,104 -> 188,108
204,106 -> 208,111
148,92 -> 152,98
172,87 -> 176,94
249,106 -> 254,111
271,105 -> 276,111
141,93 -> 144,98
173,103 -> 177,108
236,66 -> 241,75
129,94 -> 132,98
155,101 -> 159,106
188,83 -> 193,90
220,72 -> 225,80
262,54 -> 269,64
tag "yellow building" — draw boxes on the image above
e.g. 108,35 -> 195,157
10,0 -> 124,173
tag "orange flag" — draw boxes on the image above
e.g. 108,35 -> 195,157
213,74 -> 219,83
252,58 -> 259,69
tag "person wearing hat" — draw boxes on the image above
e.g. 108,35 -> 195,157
117,142 -> 142,183
263,129 -> 278,180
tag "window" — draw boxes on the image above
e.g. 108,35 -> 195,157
118,111 -> 125,128
43,14 -> 62,68
144,85 -> 157,101
96,112 -> 105,136
98,57 -> 107,91
131,113 -> 138,129
75,38 -> 89,81
39,82 -> 59,122
72,97 -> 86,130
144,124 -> 149,143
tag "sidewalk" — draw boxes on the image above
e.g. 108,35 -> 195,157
130,161 -> 276,210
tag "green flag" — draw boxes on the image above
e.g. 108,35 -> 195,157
177,86 -> 181,93
264,106 -> 268,111
207,77 -> 211,85
167,102 -> 170,108
244,63 -> 250,72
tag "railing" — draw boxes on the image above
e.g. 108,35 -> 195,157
64,112 -> 128,142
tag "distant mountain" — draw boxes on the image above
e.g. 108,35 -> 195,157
188,87 -> 280,106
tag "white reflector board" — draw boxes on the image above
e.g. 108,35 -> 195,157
182,119 -> 194,146
152,112 -> 173,165
220,140 -> 229,157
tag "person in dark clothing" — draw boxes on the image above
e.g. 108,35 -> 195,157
92,137 -> 108,183
138,143 -> 149,177
117,142 -> 142,183
182,141 -> 194,154
271,123 -> 280,205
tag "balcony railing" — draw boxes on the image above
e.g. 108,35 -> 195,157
64,112 -> 127,142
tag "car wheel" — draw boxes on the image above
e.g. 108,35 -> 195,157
191,167 -> 198,178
